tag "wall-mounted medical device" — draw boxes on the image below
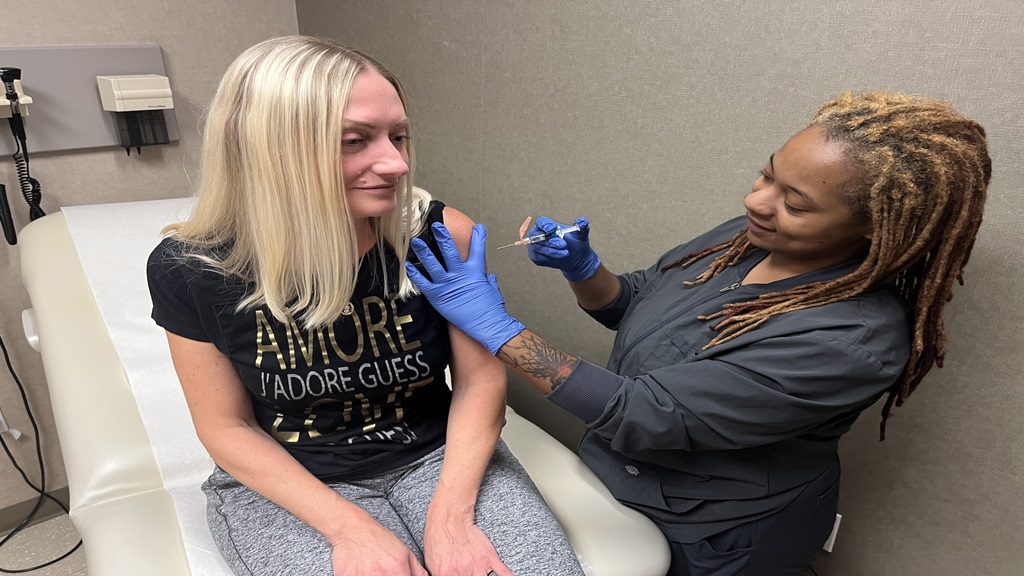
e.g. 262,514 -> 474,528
0,69 -> 31,243
97,74 -> 174,155
0,66 -> 44,238
0,76 -> 32,120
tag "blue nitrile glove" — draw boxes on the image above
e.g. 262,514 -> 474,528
405,223 -> 526,355
526,216 -> 601,282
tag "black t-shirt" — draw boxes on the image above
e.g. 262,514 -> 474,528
147,201 -> 452,481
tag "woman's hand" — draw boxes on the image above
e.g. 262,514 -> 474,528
526,216 -> 601,282
330,516 -> 428,576
424,516 -> 513,576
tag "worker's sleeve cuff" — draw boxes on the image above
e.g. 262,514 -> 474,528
545,358 -> 625,424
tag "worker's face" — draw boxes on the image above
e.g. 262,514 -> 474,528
744,126 -> 872,272
342,70 -> 410,220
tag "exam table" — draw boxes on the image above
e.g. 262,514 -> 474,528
19,198 -> 671,576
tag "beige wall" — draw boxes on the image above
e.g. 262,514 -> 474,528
0,1 -> 297,518
297,1 -> 1024,575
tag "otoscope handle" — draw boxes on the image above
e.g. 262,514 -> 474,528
0,184 -> 18,245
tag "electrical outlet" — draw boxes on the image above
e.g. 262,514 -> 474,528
0,405 -> 8,434
822,513 -> 842,553
0,403 -> 23,439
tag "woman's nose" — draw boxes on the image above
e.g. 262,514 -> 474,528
744,185 -> 775,215
373,141 -> 409,178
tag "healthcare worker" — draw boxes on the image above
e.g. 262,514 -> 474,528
406,91 -> 990,575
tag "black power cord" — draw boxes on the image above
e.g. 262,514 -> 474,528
0,67 -> 68,573
11,138 -> 44,222
0,330 -> 81,573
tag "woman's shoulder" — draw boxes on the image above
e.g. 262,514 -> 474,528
410,191 -> 471,244
761,285 -> 910,361
147,236 -> 231,286
439,203 -> 473,233
849,284 -> 910,335
147,236 -> 189,276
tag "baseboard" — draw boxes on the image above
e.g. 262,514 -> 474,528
0,487 -> 72,536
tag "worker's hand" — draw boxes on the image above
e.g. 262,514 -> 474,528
526,216 -> 601,282
406,223 -> 525,355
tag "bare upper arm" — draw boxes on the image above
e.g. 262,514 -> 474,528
441,206 -> 475,261
164,331 -> 257,437
438,206 -> 506,384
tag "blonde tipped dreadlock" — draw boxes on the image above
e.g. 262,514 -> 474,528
663,92 -> 991,440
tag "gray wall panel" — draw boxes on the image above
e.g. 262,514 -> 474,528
298,1 -> 1024,574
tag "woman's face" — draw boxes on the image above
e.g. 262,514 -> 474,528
744,125 -> 872,272
342,69 -> 410,220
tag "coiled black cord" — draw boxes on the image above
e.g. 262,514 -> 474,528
11,136 -> 43,222
0,330 -> 81,573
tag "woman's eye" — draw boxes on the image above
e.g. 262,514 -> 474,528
342,136 -> 364,147
784,204 -> 806,214
391,134 -> 410,145
758,170 -> 773,182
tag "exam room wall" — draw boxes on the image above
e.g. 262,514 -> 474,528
0,1 -> 298,524
298,1 -> 1024,574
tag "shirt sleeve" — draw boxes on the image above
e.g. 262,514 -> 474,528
406,199 -> 448,273
582,254 -> 675,330
146,239 -> 212,342
550,315 -> 909,453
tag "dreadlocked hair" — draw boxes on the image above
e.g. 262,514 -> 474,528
662,91 -> 991,440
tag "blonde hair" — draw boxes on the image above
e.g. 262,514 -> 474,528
662,92 -> 991,438
165,36 -> 429,329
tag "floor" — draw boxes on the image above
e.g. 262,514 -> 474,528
0,514 -> 87,575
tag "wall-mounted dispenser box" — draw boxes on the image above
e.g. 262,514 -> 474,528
97,74 -> 174,155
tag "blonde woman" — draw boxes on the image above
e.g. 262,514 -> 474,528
147,36 -> 584,576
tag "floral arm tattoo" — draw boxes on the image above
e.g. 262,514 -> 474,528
497,331 -> 579,391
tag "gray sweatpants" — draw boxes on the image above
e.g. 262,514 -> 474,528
203,440 -> 586,576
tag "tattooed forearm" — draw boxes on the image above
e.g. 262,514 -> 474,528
498,331 -> 580,391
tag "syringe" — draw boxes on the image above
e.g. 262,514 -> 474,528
496,224 -> 582,250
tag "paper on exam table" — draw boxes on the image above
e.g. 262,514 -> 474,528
63,198 -> 233,575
